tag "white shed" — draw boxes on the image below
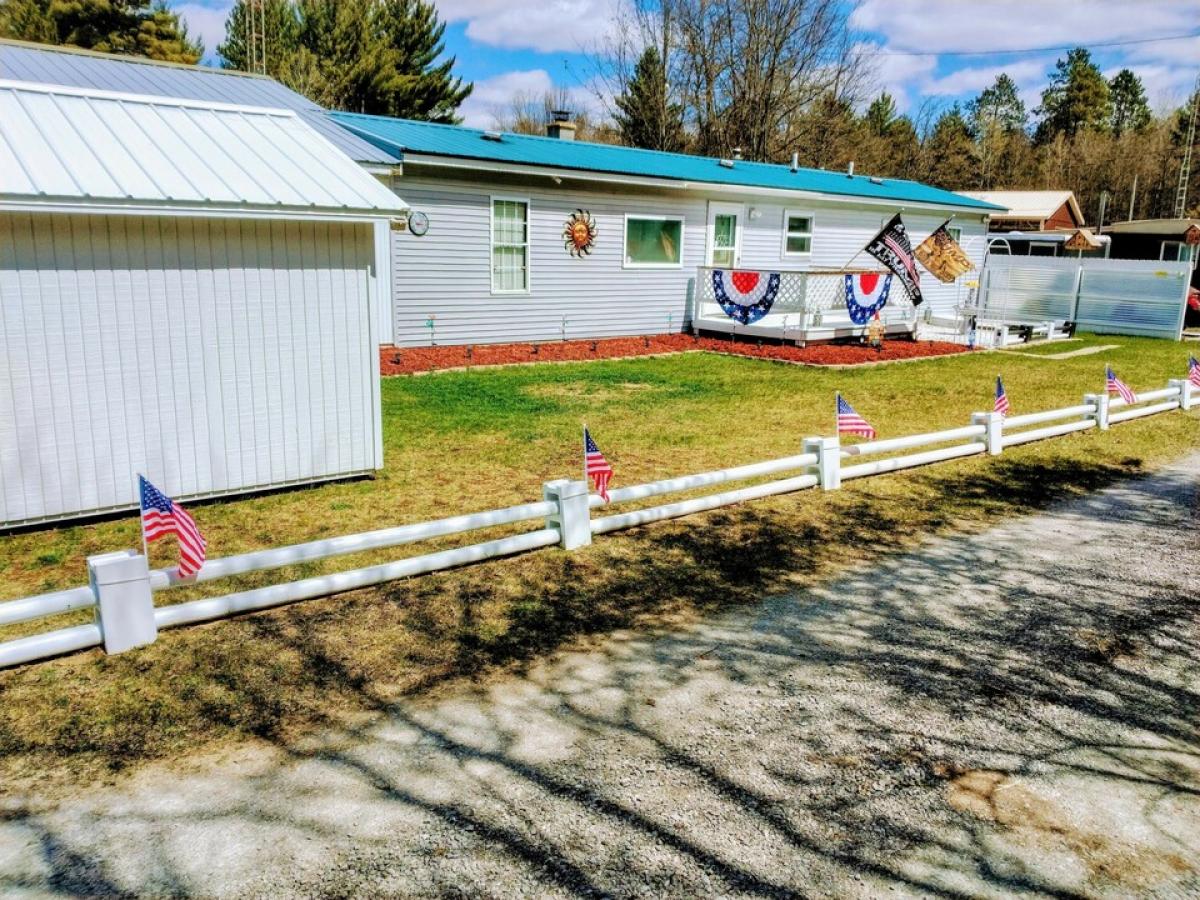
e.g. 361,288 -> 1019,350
0,80 -> 408,527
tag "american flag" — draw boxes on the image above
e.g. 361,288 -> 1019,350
836,394 -> 876,440
1106,366 -> 1136,405
139,475 -> 207,578
584,428 -> 614,503
994,376 -> 1010,417
1189,356 -> 1200,389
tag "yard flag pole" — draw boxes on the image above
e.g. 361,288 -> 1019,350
136,472 -> 150,561
581,422 -> 588,487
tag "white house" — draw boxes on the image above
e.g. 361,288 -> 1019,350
0,79 -> 407,527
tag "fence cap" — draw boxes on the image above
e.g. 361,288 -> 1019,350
87,550 -> 149,586
543,478 -> 589,500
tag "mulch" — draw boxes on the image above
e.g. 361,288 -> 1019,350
379,333 -> 970,376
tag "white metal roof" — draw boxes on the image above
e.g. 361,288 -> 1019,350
0,80 -> 407,217
958,190 -> 1083,223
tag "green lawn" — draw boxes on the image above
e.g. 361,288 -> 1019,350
1,332 -> 1198,788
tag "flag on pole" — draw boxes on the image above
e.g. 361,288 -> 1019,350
836,394 -> 877,440
139,475 -> 207,578
914,219 -> 974,283
994,376 -> 1010,417
1106,366 -> 1136,405
1189,356 -> 1200,388
863,213 -> 923,306
583,427 -> 614,502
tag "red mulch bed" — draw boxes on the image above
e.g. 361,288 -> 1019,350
380,333 -> 969,375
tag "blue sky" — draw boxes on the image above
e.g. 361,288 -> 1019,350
175,0 -> 1200,128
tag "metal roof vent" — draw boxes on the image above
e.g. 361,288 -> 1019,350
732,147 -> 743,160
790,152 -> 799,173
847,161 -> 855,177
869,176 -> 883,185
482,130 -> 503,142
718,158 -> 735,168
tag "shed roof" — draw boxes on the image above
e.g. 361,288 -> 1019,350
0,80 -> 407,216
332,113 -> 1002,212
1103,218 -> 1200,237
0,38 -> 399,165
958,190 -> 1083,224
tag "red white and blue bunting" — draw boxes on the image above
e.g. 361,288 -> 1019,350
843,272 -> 893,324
712,269 -> 782,324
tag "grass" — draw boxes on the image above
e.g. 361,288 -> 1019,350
1,332 -> 1198,790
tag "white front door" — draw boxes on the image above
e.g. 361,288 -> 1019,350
706,202 -> 743,268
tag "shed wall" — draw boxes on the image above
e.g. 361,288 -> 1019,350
0,211 -> 381,526
388,172 -> 988,346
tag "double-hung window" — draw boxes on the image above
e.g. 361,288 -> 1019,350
782,211 -> 813,257
492,197 -> 529,292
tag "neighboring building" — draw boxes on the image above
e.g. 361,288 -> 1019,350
1104,218 -> 1200,279
960,190 -> 1085,233
334,113 -> 1001,347
0,79 -> 407,526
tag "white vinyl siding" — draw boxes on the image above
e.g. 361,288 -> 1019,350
491,197 -> 529,292
0,211 -> 381,526
782,210 -> 813,257
624,215 -> 684,268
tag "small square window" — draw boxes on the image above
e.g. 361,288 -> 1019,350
783,211 -> 813,256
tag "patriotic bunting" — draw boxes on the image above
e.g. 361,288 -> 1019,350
843,272 -> 893,324
711,269 -> 782,324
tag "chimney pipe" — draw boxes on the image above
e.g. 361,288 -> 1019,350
847,161 -> 855,177
790,152 -> 799,172
732,147 -> 743,160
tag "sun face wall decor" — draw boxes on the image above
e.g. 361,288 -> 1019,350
563,209 -> 598,256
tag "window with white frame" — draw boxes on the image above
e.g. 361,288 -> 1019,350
947,225 -> 963,243
782,210 -> 813,256
491,197 -> 529,292
624,215 -> 683,267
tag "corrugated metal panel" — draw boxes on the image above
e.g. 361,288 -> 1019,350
979,257 -> 1080,321
0,212 -> 381,526
388,175 -> 987,347
334,112 -> 1003,212
0,80 -> 406,215
0,39 -> 398,164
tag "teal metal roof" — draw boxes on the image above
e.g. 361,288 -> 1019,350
331,112 -> 1002,212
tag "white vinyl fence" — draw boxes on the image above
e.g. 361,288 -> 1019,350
2,376 -> 1196,669
979,256 -> 1192,339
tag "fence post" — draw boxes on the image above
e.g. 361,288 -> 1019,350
87,550 -> 157,655
804,436 -> 841,490
972,411 -> 1004,456
1084,392 -> 1110,430
1169,378 -> 1194,411
542,479 -> 592,550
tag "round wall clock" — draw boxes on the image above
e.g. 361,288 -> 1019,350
408,211 -> 430,236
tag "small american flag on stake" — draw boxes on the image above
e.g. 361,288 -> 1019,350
139,475 -> 207,579
1189,356 -> 1200,389
994,376 -> 1010,417
583,427 -> 614,503
1106,365 -> 1136,405
836,394 -> 876,440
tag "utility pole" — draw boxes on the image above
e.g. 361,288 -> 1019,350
1174,73 -> 1199,219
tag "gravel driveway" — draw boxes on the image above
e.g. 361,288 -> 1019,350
2,455 -> 1198,898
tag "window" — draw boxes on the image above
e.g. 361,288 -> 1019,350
782,210 -> 813,256
1029,242 -> 1057,256
947,225 -> 963,244
491,197 -> 529,292
624,215 -> 683,267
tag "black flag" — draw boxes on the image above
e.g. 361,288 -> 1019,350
864,213 -> 923,306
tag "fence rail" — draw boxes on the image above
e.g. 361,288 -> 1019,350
1,377 -> 1195,670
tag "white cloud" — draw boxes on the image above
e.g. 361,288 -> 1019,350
175,2 -> 233,61
436,0 -> 622,53
850,1 -> 1200,54
456,69 -> 598,128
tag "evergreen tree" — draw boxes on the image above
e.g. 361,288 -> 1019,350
219,0 -> 470,120
0,0 -> 201,62
1108,68 -> 1151,136
966,73 -> 1026,137
614,46 -> 685,151
1035,48 -> 1111,141
864,93 -> 898,137
923,104 -> 979,188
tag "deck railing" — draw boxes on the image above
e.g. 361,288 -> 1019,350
1,377 -> 1193,669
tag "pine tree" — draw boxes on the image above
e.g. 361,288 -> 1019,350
615,46 -> 685,152
219,0 -> 469,120
966,74 -> 1027,137
1035,48 -> 1111,141
923,105 -> 979,188
1108,68 -> 1151,136
0,0 -> 201,62
864,93 -> 898,137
